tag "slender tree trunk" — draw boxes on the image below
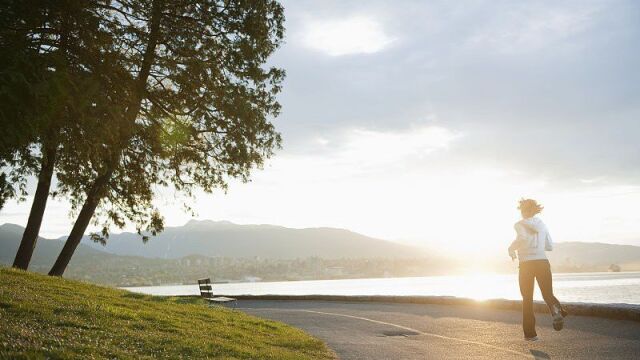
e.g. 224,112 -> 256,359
12,143 -> 58,269
48,0 -> 164,276
13,4 -> 70,270
48,171 -> 111,276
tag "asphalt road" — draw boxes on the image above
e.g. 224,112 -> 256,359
238,300 -> 640,359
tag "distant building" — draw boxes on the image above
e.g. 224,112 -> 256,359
326,266 -> 344,277
608,264 -> 621,272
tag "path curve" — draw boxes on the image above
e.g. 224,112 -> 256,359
238,300 -> 640,359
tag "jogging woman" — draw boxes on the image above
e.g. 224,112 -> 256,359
508,198 -> 567,341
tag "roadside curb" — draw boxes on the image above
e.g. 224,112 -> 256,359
222,294 -> 640,322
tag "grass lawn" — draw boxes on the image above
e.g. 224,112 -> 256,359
0,267 -> 334,359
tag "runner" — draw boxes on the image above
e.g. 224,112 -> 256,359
508,198 -> 568,341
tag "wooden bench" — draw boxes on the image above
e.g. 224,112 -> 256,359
198,278 -> 237,308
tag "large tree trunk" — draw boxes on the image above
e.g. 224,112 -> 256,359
48,0 -> 164,277
48,172 -> 111,276
12,143 -> 57,270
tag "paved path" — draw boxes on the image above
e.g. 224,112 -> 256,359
238,300 -> 640,359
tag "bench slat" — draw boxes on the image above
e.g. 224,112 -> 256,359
206,297 -> 236,303
198,278 -> 235,305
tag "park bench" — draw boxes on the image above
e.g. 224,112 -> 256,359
198,278 -> 237,308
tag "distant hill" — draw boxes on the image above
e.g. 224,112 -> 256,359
77,220 -> 426,259
0,223 -> 112,272
3,222 -> 640,285
2,221 -> 426,264
549,242 -> 640,270
0,222 -> 434,285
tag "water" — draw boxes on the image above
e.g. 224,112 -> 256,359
124,271 -> 640,305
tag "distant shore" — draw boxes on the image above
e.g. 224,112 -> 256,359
224,294 -> 640,322
125,271 -> 640,306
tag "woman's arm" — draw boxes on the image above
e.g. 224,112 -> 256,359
545,232 -> 553,251
508,238 -> 523,259
509,222 -> 533,259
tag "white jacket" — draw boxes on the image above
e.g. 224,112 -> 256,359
508,217 -> 553,262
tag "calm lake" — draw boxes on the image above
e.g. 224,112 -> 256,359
125,271 -> 640,305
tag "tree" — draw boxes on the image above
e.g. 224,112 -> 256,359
1,0 -> 123,269
47,0 -> 285,276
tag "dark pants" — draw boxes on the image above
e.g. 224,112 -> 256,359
518,259 -> 561,338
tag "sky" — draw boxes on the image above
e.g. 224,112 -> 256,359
2,0 -> 640,256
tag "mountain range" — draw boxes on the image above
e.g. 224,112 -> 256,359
75,219 -> 425,259
1,221 -> 640,284
0,223 -> 115,274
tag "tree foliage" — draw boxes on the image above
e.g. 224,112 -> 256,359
2,0 -> 286,274
0,0 -> 122,207
61,0 -> 285,240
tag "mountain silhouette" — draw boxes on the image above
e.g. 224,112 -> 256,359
77,220 -> 425,259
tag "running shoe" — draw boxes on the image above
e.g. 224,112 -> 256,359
552,305 -> 564,331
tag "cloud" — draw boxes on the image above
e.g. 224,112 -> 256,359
335,126 -> 460,170
275,0 -> 640,186
280,125 -> 461,173
300,15 -> 395,56
465,3 -> 601,54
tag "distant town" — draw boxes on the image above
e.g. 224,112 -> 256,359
37,255 -> 634,287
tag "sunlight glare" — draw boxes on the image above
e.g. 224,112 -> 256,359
301,15 -> 394,56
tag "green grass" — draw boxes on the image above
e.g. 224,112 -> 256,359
0,267 -> 334,359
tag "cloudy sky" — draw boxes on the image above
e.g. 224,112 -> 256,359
3,0 -> 640,255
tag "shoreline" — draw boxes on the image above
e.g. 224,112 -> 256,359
216,294 -> 640,322
123,271 -> 640,306
121,270 -> 640,287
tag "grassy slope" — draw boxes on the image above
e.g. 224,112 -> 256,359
0,268 -> 334,359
